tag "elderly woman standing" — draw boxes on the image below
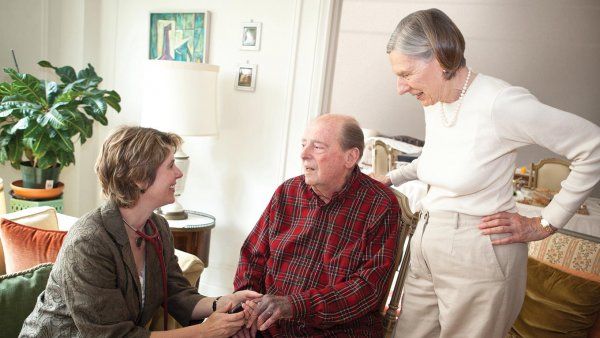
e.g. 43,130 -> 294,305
379,8 -> 600,338
20,126 -> 260,337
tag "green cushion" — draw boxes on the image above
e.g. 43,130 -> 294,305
0,263 -> 53,338
513,258 -> 600,337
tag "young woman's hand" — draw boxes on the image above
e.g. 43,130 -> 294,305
198,302 -> 245,338
217,290 -> 262,311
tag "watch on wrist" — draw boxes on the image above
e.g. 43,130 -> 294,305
540,217 -> 557,234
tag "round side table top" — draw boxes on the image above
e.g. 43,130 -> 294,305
166,210 -> 216,231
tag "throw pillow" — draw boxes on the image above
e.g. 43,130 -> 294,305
0,219 -> 66,274
0,206 -> 59,275
1,206 -> 59,230
0,263 -> 53,338
512,257 -> 600,338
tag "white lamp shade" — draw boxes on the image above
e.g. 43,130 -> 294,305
142,60 -> 219,136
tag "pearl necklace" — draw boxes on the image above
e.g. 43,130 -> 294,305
440,67 -> 471,127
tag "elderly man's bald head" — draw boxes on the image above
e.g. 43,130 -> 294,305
311,114 -> 364,158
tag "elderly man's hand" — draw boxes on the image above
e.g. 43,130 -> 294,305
245,295 -> 293,332
478,212 -> 554,244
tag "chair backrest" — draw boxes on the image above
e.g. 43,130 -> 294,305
529,158 -> 570,192
381,189 -> 420,337
373,140 -> 392,177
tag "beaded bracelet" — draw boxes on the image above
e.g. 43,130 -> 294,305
212,296 -> 221,312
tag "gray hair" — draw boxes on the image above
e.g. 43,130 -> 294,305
386,8 -> 466,80
315,114 -> 364,159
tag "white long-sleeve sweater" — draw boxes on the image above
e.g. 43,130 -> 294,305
389,74 -> 600,228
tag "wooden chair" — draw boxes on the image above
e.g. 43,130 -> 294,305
528,158 -> 570,191
373,140 -> 394,177
381,189 -> 420,337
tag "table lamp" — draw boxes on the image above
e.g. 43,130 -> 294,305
142,60 -> 219,219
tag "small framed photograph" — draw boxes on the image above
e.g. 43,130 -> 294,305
235,64 -> 257,91
240,22 -> 262,50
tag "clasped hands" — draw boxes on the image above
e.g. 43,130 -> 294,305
233,294 -> 292,338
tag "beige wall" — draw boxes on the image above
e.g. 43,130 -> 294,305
0,0 -> 335,295
330,0 -> 600,196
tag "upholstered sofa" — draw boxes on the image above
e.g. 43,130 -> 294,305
0,206 -> 204,337
508,231 -> 600,337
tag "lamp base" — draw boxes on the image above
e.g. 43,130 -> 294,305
158,209 -> 188,220
157,200 -> 188,220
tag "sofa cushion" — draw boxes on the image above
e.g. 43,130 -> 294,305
0,263 -> 53,338
0,206 -> 59,275
512,257 -> 600,337
1,206 -> 59,231
0,219 -> 66,274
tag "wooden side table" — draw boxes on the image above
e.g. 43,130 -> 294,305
167,211 -> 215,267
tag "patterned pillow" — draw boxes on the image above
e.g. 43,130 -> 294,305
528,232 -> 600,282
0,263 -> 53,338
0,219 -> 66,274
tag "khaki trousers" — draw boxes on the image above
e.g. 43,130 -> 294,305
393,210 -> 528,338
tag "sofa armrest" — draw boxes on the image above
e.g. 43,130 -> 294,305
175,248 -> 204,287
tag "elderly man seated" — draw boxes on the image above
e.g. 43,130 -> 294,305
233,114 -> 400,337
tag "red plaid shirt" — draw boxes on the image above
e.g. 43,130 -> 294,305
234,168 -> 400,337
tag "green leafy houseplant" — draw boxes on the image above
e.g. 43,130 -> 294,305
0,61 -> 121,187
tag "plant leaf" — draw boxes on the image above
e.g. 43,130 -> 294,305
7,137 -> 23,168
53,129 -> 74,152
82,96 -> 108,124
37,60 -> 53,68
4,68 -> 46,105
45,81 -> 59,104
37,108 -> 67,129
104,90 -> 122,112
10,117 -> 29,134
57,150 -> 75,167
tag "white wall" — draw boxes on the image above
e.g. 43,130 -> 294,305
0,0 -> 335,295
330,0 -> 600,196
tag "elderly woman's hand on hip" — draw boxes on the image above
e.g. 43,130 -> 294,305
478,212 -> 554,244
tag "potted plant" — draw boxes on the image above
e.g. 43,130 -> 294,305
0,61 -> 121,188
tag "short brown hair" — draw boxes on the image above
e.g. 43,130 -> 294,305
95,126 -> 182,207
386,8 -> 466,80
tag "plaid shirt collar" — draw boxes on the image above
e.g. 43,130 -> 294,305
303,166 -> 360,204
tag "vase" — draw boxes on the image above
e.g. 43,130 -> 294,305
20,162 -> 61,189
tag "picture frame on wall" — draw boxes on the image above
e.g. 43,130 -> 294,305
235,64 -> 257,91
149,12 -> 210,63
240,22 -> 262,51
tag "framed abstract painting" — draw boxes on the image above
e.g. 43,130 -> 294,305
149,12 -> 210,63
